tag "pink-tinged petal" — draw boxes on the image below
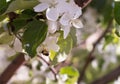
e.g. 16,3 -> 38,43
72,19 -> 83,28
60,13 -> 71,26
62,26 -> 71,39
34,3 -> 49,12
46,8 -> 59,21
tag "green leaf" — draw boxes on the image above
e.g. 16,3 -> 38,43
69,28 -> 77,46
50,32 -> 73,63
5,0 -> 39,13
11,9 -> 36,33
22,20 -> 48,57
12,18 -> 27,33
21,9 -> 36,16
0,0 -> 8,15
57,32 -> 73,54
60,66 -> 79,84
102,2 -> 113,24
114,1 -> 120,25
103,34 -> 114,49
114,22 -> 120,37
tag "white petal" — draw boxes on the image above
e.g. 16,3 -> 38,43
60,13 -> 71,26
68,0 -> 82,19
72,19 -> 83,28
57,52 -> 67,62
34,3 -> 49,12
56,1 -> 69,15
46,8 -> 59,21
44,35 -> 60,51
48,43 -> 60,52
62,26 -> 71,39
73,7 -> 82,19
47,20 -> 58,33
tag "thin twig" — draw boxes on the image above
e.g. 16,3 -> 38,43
37,55 -> 57,80
55,60 -> 71,73
77,18 -> 113,84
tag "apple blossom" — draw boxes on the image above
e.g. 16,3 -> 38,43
34,0 -> 83,38
37,33 -> 60,55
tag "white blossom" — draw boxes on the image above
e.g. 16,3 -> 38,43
37,33 -> 60,53
47,20 -> 58,34
57,52 -> 67,62
43,34 -> 60,52
34,0 -> 66,21
34,0 -> 83,38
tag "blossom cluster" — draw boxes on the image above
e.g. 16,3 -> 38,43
34,0 -> 83,39
33,0 -> 83,55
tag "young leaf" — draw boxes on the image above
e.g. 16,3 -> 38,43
22,20 -> 48,57
60,66 -> 79,84
50,32 -> 73,63
5,0 -> 39,13
69,28 -> 77,46
49,50 -> 56,61
57,32 -> 73,54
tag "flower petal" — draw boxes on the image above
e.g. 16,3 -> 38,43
47,20 -> 58,33
62,26 -> 71,39
60,13 -> 71,26
48,43 -> 60,52
34,3 -> 49,12
68,0 -> 82,19
57,52 -> 67,62
72,19 -> 83,28
73,7 -> 82,19
46,7 -> 59,21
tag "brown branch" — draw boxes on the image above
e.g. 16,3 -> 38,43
74,0 -> 92,8
77,18 -> 113,84
0,53 -> 25,84
37,55 -> 57,80
91,65 -> 120,84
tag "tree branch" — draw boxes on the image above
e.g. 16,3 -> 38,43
77,18 -> 113,84
74,0 -> 92,8
0,53 -> 25,84
91,65 -> 120,84
37,55 -> 57,80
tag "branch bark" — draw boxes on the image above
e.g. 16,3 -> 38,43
91,65 -> 120,84
0,53 -> 25,84
37,55 -> 57,80
77,18 -> 113,84
74,0 -> 92,8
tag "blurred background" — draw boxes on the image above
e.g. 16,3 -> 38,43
0,0 -> 120,84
